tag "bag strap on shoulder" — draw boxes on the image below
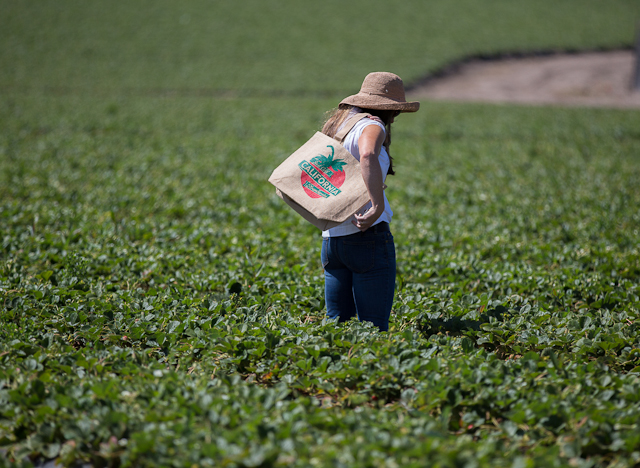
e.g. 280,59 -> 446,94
333,112 -> 371,143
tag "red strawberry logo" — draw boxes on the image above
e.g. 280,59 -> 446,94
299,146 -> 347,199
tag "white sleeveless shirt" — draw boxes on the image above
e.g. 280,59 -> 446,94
322,110 -> 393,238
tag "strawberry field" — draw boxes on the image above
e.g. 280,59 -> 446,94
2,1 -> 640,467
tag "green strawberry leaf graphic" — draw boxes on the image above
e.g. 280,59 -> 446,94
311,146 -> 346,173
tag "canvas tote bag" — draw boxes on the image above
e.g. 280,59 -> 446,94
268,113 -> 372,231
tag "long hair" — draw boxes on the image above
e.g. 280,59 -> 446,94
321,104 -> 395,175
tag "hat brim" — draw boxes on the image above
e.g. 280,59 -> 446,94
340,94 -> 420,113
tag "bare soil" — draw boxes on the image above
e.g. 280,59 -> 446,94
412,50 -> 640,108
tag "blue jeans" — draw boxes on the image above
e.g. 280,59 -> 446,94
321,223 -> 396,331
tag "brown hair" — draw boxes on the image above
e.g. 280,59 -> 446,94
321,104 -> 395,175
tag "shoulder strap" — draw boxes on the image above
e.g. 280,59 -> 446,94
333,112 -> 371,143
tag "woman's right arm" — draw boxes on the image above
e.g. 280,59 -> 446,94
352,124 -> 386,232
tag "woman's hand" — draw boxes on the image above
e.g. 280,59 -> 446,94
352,205 -> 384,231
366,115 -> 385,126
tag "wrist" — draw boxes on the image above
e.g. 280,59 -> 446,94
369,204 -> 384,217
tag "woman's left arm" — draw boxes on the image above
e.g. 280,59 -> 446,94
352,124 -> 386,232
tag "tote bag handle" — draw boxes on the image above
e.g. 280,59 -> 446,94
334,112 -> 372,143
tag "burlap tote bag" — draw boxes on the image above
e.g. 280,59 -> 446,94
268,113 -> 371,230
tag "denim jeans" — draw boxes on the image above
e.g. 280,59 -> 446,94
321,223 -> 396,331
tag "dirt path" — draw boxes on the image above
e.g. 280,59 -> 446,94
412,50 -> 640,108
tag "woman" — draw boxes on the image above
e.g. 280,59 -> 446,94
320,72 -> 419,331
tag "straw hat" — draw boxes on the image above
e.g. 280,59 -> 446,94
340,72 -> 420,113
